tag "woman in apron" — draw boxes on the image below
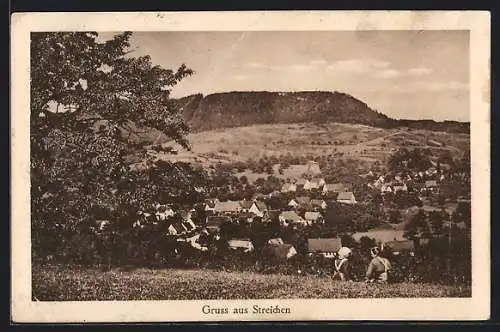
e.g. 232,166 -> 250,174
365,246 -> 391,283
333,246 -> 352,281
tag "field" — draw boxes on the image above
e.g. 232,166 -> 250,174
33,265 -> 471,301
146,122 -> 470,168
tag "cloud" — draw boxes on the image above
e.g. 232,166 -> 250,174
289,64 -> 314,72
424,81 -> 468,91
376,69 -> 401,79
243,62 -> 314,72
327,59 -> 391,73
408,66 -> 433,76
243,62 -> 267,69
390,80 -> 469,93
233,75 -> 249,81
309,59 -> 328,66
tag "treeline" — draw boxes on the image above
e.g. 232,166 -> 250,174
37,214 -> 470,286
176,91 -> 469,134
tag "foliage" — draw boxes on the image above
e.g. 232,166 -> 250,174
404,209 -> 432,240
388,148 -> 432,172
31,32 -> 195,262
178,91 -> 469,134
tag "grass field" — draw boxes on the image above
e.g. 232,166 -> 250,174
150,122 -> 469,168
33,265 -> 471,301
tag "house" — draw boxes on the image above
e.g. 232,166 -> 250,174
267,237 -> 284,245
94,219 -> 110,232
262,243 -> 298,261
393,184 -> 408,192
323,183 -> 346,194
227,238 -> 254,253
295,178 -> 310,190
239,200 -> 254,212
306,160 -> 322,174
304,178 -> 324,190
288,199 -> 299,208
352,223 -> 406,243
134,211 -> 153,228
204,198 -> 219,212
304,211 -> 324,224
236,213 -> 255,224
381,184 -> 393,193
268,190 -> 282,197
185,232 -> 211,251
182,220 -> 196,232
310,199 -> 327,210
178,210 -> 197,231
155,204 -> 174,221
296,196 -> 311,207
213,200 -> 242,214
167,222 -> 187,236
206,215 -> 231,231
279,211 -> 305,226
281,183 -> 297,193
425,180 -> 438,189
307,238 -> 342,258
249,201 -> 268,218
337,191 -> 357,204
310,178 -> 326,188
382,240 -> 416,255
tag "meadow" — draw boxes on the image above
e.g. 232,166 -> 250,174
33,265 -> 471,301
150,123 -> 469,168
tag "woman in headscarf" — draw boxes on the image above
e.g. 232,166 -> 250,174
333,246 -> 353,281
365,246 -> 392,283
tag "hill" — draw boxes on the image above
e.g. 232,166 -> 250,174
147,122 -> 470,170
176,91 -> 469,134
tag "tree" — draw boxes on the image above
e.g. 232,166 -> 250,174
404,209 -> 432,245
31,32 -> 194,262
452,201 -> 471,230
388,148 -> 431,172
429,210 -> 445,235
389,209 -> 402,223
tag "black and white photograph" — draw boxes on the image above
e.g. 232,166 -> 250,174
11,11 -> 490,322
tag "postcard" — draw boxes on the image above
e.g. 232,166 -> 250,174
11,10 -> 490,322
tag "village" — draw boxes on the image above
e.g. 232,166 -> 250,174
100,149 -> 470,270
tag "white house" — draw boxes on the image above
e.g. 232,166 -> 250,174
279,211 -> 305,226
323,183 -> 346,194
168,222 -> 187,236
267,237 -> 284,245
310,199 -> 327,210
204,198 -> 219,212
307,238 -> 342,258
248,201 -> 268,218
155,204 -> 175,221
393,184 -> 408,192
381,184 -> 393,193
295,178 -> 310,189
337,192 -> 357,204
214,200 -> 242,214
281,183 -> 297,193
304,211 -> 323,224
227,238 -> 254,253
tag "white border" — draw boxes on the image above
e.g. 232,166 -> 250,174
11,11 -> 491,322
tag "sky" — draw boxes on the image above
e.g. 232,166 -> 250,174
99,31 -> 469,122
